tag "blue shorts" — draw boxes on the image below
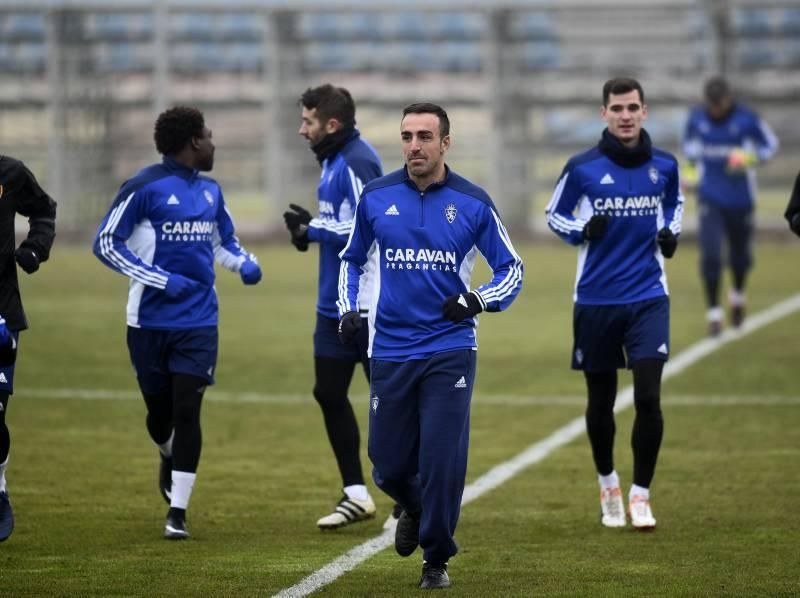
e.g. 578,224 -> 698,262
0,331 -> 20,395
314,312 -> 369,364
572,296 -> 670,371
127,326 -> 218,395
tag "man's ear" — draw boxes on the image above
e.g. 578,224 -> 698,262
441,135 -> 451,154
325,118 -> 342,134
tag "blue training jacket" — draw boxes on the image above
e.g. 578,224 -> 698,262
546,131 -> 684,305
93,157 -> 256,329
308,130 -> 382,319
682,103 -> 778,209
338,166 -> 524,360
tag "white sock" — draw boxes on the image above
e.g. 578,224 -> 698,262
729,289 -> 746,307
707,306 -> 724,322
343,484 -> 369,502
0,455 -> 7,493
598,471 -> 620,490
157,430 -> 174,458
629,484 -> 650,500
170,470 -> 196,510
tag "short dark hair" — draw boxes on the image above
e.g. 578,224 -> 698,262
602,77 -> 645,106
401,102 -> 450,138
704,76 -> 731,105
299,84 -> 355,128
154,106 -> 205,156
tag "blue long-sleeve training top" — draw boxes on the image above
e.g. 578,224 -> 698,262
683,103 -> 778,209
546,130 -> 684,305
308,130 -> 382,319
93,157 -> 254,329
338,166 -> 524,360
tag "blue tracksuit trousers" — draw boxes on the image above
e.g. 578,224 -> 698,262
368,348 -> 476,564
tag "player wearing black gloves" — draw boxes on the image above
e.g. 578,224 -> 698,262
0,154 -> 57,542
290,84 -> 389,529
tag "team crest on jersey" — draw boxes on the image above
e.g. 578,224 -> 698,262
371,395 -> 379,413
445,203 -> 457,223
204,190 -> 214,205
648,167 -> 659,184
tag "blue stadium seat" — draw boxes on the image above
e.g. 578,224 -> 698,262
781,8 -> 800,35
440,42 -> 482,72
433,12 -> 486,39
383,41 -> 434,72
737,40 -> 779,68
94,43 -> 151,73
686,10 -> 711,39
0,44 -> 15,70
520,41 -> 560,70
349,13 -> 382,40
226,43 -> 263,72
732,8 -> 773,36
784,39 -> 800,66
510,12 -> 556,40
171,14 -> 216,40
297,13 -> 345,40
382,12 -> 430,39
304,42 -> 361,72
220,13 -> 263,40
3,13 -> 46,40
84,13 -> 153,41
170,42 -> 231,72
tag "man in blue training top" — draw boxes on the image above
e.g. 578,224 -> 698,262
282,84 -> 392,530
682,76 -> 778,336
546,77 -> 684,531
338,103 -> 523,589
0,154 -> 56,542
93,106 -> 262,540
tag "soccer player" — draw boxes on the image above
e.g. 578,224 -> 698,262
682,76 -> 778,336
93,106 -> 262,539
546,78 -> 684,530
338,103 -> 523,589
283,84 -> 391,530
784,170 -> 800,238
0,155 -> 57,542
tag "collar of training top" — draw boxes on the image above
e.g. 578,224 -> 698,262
311,126 -> 359,165
598,127 -> 653,168
162,155 -> 199,179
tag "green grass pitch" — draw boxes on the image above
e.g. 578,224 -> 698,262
2,240 -> 799,596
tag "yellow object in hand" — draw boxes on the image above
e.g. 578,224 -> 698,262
680,162 -> 699,190
726,148 -> 757,173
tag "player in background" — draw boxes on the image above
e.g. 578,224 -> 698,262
93,106 -> 262,539
283,84 -> 396,530
785,170 -> 800,238
0,155 -> 56,542
338,102 -> 523,589
546,77 -> 684,530
682,76 -> 778,336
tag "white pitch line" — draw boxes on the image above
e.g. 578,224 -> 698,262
20,388 -> 800,407
273,293 -> 800,598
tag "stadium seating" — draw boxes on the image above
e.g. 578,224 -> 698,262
0,13 -> 46,41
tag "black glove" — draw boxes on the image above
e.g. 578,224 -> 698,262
283,203 -> 312,230
15,247 -> 40,274
442,291 -> 483,323
582,215 -> 609,241
283,204 -> 312,252
657,227 -> 678,259
338,311 -> 362,344
790,213 -> 800,238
